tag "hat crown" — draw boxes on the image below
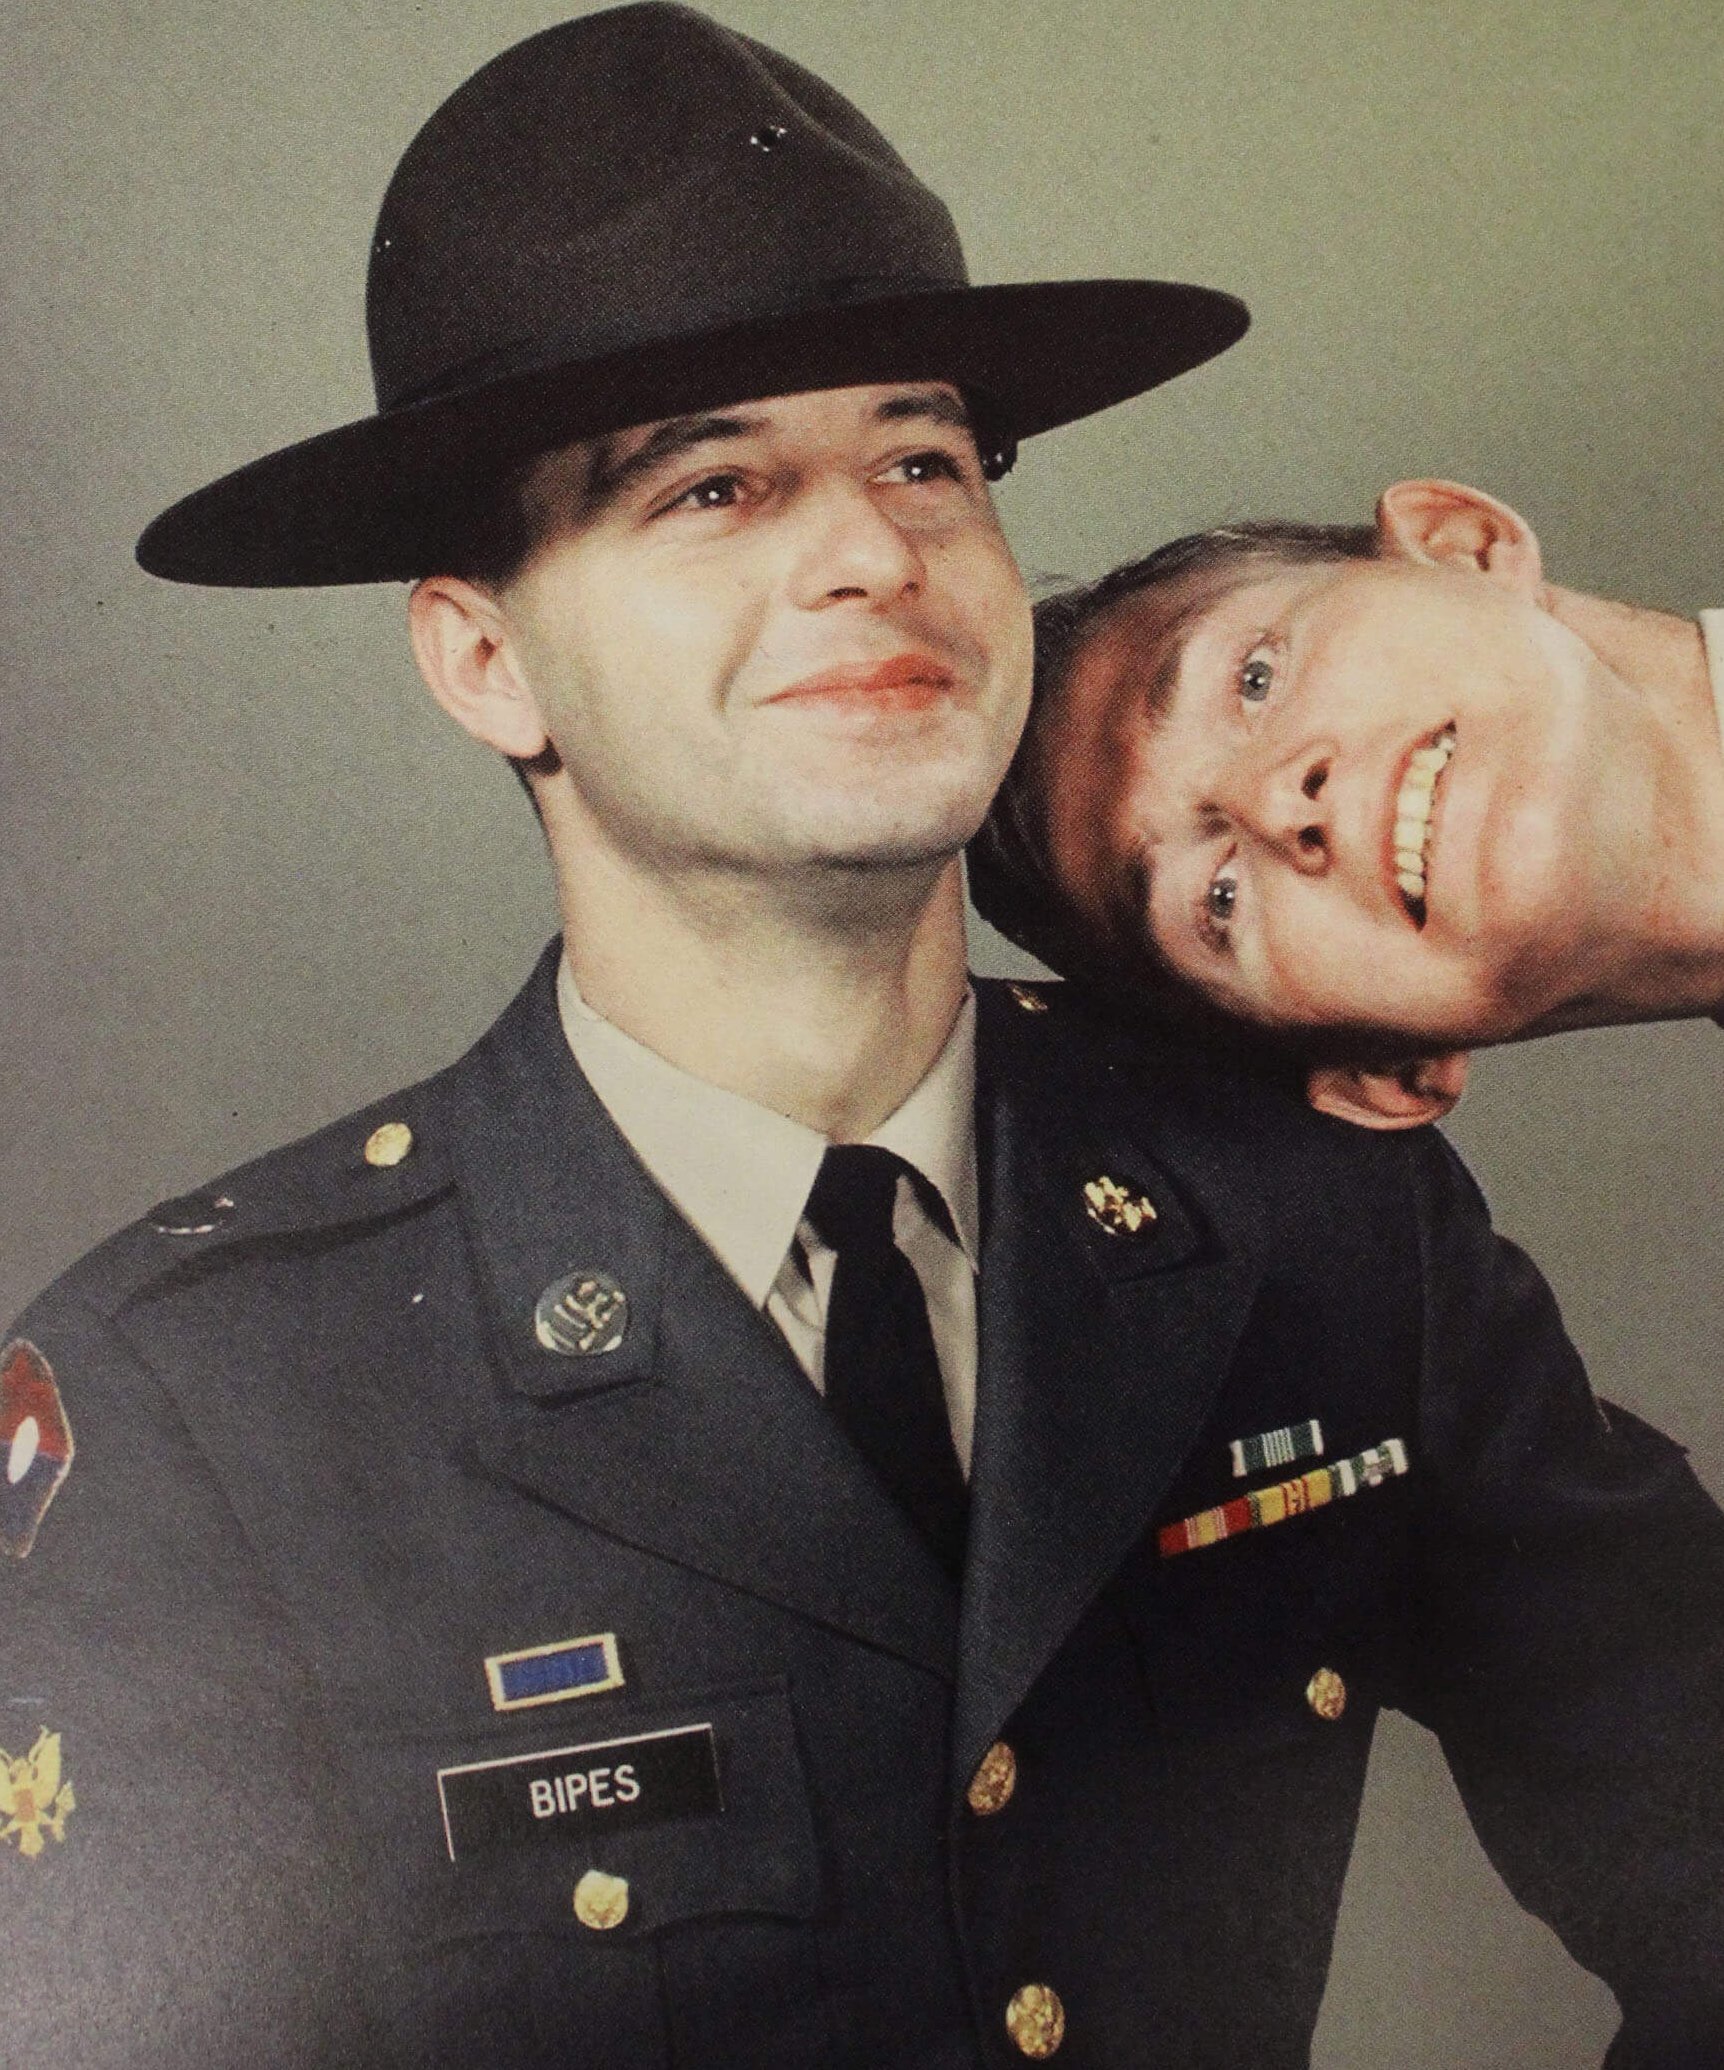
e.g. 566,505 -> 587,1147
135,1 -> 1249,588
366,3 -> 968,413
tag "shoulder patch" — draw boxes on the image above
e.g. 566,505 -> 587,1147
1,1340 -> 73,1559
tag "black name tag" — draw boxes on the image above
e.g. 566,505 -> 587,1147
437,1722 -> 722,1862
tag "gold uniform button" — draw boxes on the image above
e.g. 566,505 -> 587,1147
363,1120 -> 415,1168
966,1741 -> 1018,1815
1005,1983 -> 1065,2057
572,1868 -> 630,1931
1306,1667 -> 1347,1721
1007,982 -> 1050,1014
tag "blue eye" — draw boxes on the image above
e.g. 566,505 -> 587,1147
1205,871 -> 1238,930
1240,652 -> 1274,703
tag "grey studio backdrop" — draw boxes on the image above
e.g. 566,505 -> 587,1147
3,2 -> 1720,2062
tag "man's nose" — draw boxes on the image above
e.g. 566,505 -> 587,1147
789,482 -> 925,608
1217,741 -> 1335,872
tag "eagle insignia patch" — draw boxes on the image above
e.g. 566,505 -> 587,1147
2,1340 -> 74,1559
0,1730 -> 75,1857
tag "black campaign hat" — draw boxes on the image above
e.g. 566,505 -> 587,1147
137,4 -> 1249,588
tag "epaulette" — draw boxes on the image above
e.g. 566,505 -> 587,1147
982,970 -> 1320,1117
31,1082 -> 453,1326
977,972 -> 1142,1074
986,974 -> 1064,1021
976,972 -> 1100,1079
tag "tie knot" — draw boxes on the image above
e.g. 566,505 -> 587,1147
806,1144 -> 909,1256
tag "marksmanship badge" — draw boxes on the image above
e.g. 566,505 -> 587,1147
1,1730 -> 75,1857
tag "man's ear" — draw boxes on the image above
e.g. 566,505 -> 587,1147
407,574 -> 552,760
1304,1049 -> 1472,1132
1375,480 -> 1543,597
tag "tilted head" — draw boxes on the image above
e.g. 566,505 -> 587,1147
973,481 -> 1696,1126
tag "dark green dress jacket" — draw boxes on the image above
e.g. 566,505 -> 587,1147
5,950 -> 1722,2067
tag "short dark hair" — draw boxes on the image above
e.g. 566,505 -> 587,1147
432,459 -> 546,591
419,458 -> 566,812
968,518 -> 1381,1068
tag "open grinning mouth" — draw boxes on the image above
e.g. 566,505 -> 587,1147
1391,726 -> 1456,925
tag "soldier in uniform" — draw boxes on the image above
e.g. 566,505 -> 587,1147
4,8 -> 1724,2067
967,483 -> 1724,1127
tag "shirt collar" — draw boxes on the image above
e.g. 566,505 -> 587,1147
1701,611 -> 1724,754
866,992 -> 979,1266
1703,614 -> 1724,1027
556,955 -> 978,1308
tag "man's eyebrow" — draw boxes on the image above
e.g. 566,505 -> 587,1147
1111,576 -> 1250,737
585,411 -> 763,507
1100,845 -> 1156,959
581,389 -> 976,513
872,389 -> 976,436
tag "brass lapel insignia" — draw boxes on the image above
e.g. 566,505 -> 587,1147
1082,1174 -> 1158,1237
1,1729 -> 75,1857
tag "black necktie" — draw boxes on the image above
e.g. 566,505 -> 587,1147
805,1145 -> 968,1578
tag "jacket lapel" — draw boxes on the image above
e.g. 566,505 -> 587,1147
430,949 -> 958,1679
953,988 -> 1261,1782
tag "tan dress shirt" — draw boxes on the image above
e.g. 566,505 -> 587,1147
555,958 -> 981,1473
1702,611 -> 1724,745
1703,613 -> 1724,1026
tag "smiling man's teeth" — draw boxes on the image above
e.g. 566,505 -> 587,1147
1392,727 -> 1456,908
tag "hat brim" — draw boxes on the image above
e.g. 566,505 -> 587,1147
136,280 -> 1248,587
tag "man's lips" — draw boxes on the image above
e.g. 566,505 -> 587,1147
765,653 -> 958,712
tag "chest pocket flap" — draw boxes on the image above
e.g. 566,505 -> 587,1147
356,1678 -> 821,1945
